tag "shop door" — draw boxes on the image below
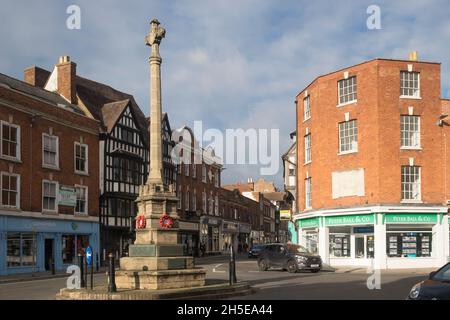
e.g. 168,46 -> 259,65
355,236 -> 365,258
44,239 -> 54,271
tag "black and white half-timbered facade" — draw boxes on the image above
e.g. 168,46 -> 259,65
99,100 -> 148,259
72,74 -> 177,262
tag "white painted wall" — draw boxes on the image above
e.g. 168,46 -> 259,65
332,168 -> 365,199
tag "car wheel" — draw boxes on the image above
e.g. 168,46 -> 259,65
259,259 -> 269,271
287,260 -> 297,273
310,269 -> 320,273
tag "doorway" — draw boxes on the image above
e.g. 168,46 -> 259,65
355,234 -> 375,259
44,239 -> 54,271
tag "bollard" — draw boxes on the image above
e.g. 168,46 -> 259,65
108,253 -> 117,293
78,253 -> 85,288
229,245 -> 237,285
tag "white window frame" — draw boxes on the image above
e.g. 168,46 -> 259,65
202,165 -> 207,183
305,178 -> 312,210
42,133 -> 59,169
338,120 -> 358,154
0,121 -> 21,161
400,116 -> 421,149
177,185 -> 182,209
214,170 -> 219,187
185,187 -> 190,211
192,164 -> 197,178
75,185 -> 88,215
304,134 -> 311,164
185,163 -> 190,177
400,71 -> 421,99
42,180 -> 58,213
401,166 -> 422,203
338,76 -> 357,106
303,96 -> 311,121
192,189 -> 197,211
0,172 -> 20,209
202,191 -> 207,212
74,142 -> 89,175
215,195 -> 219,216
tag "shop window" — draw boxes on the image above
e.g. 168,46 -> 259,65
62,235 -> 75,264
7,233 -> 36,267
386,232 -> 432,257
329,234 -> 351,257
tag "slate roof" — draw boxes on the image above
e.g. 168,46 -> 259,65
0,72 -> 84,114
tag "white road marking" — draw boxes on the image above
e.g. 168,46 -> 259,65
212,264 -> 226,273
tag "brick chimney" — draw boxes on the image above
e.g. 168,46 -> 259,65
24,66 -> 50,88
56,55 -> 77,104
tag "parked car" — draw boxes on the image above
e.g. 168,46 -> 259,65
248,245 -> 266,259
407,262 -> 450,300
257,243 -> 322,273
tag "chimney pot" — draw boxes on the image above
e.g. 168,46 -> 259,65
409,51 -> 418,61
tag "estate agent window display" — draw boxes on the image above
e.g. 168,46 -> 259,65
386,227 -> 433,258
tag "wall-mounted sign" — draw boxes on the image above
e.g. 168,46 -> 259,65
385,213 -> 438,224
59,185 -> 77,206
325,214 -> 374,226
297,217 -> 320,229
280,210 -> 291,220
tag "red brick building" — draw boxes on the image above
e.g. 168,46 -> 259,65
294,54 -> 450,269
174,126 -> 223,255
0,69 -> 100,275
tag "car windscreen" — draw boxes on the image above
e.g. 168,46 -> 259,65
286,244 -> 310,254
432,263 -> 450,282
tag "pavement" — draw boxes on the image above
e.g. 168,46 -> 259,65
0,267 -> 108,284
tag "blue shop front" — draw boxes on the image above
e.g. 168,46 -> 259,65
0,214 -> 99,275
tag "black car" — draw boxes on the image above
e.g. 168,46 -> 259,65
248,245 -> 266,258
407,262 -> 450,300
257,243 -> 322,273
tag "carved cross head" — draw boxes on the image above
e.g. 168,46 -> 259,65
145,18 -> 166,47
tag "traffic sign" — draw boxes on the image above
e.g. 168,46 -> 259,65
86,246 -> 93,266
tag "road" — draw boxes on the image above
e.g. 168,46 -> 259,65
0,255 -> 432,300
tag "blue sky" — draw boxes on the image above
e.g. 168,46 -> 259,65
1,0 -> 450,187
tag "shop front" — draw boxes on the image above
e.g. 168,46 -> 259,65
383,213 -> 447,269
0,214 -> 99,276
326,214 -> 375,267
200,216 -> 220,254
295,208 -> 449,269
238,223 -> 251,253
250,230 -> 262,246
221,220 -> 239,253
178,221 -> 200,256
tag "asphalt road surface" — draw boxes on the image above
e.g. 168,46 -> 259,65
0,255 -> 432,300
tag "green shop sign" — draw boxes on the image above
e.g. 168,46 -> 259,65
385,213 -> 438,224
298,217 -> 320,228
325,214 -> 374,226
